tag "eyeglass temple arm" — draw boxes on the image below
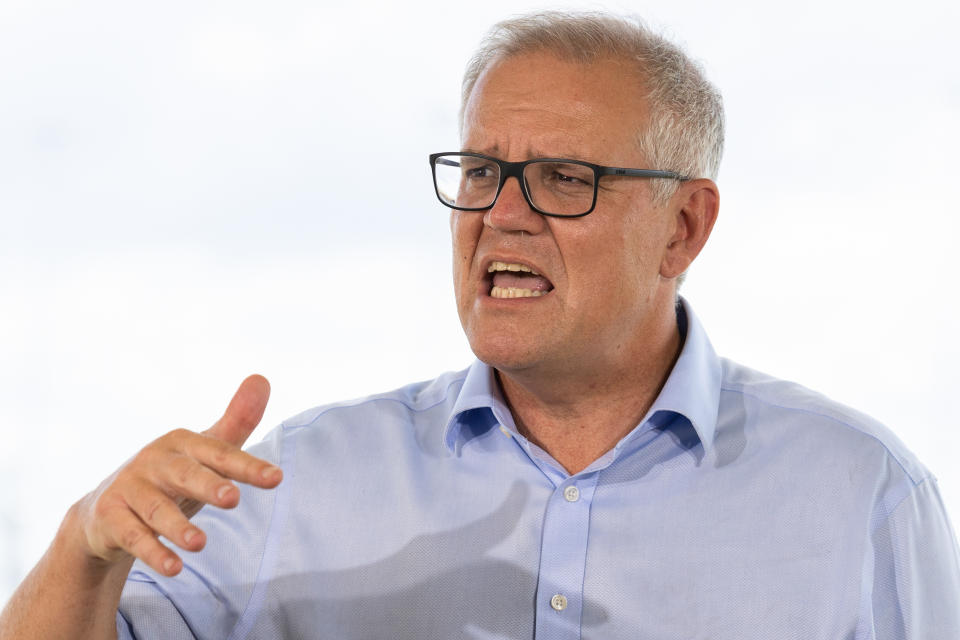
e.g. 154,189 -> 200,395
598,167 -> 691,181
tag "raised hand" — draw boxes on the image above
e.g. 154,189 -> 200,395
74,374 -> 283,577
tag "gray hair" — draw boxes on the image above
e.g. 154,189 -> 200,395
460,11 -> 725,203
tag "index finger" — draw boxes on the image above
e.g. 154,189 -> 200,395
180,432 -> 283,490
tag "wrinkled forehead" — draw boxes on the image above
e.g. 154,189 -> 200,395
460,51 -> 651,165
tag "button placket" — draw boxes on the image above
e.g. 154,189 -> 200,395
534,474 -> 599,639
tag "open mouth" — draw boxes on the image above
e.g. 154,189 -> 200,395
486,260 -> 554,299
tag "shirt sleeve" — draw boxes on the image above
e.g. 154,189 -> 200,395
116,578 -> 197,639
115,425 -> 289,639
870,477 -> 960,639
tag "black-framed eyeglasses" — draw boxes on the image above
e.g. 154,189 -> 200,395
429,151 -> 690,218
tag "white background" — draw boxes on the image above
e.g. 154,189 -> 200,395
1,0 -> 958,605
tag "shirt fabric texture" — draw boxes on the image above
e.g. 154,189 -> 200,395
117,299 -> 960,639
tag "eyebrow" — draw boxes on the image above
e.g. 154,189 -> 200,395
461,145 -> 592,160
461,144 -> 500,156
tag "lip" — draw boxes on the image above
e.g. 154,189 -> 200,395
479,254 -> 555,301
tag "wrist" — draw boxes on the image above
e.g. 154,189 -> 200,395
59,500 -> 135,584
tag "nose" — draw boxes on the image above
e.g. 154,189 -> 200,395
483,175 -> 547,235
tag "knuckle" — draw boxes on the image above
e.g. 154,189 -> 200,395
168,427 -> 191,440
132,441 -> 169,469
168,457 -> 220,504
143,496 -> 166,526
92,497 -> 115,521
130,446 -> 155,467
209,442 -> 231,468
157,428 -> 192,452
173,458 -> 196,488
120,525 -> 148,551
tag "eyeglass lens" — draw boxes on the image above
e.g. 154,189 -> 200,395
433,154 -> 595,217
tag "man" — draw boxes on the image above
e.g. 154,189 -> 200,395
2,10 -> 959,639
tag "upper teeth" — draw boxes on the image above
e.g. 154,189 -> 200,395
488,260 -> 540,275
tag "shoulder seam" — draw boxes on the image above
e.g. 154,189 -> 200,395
281,375 -> 467,432
880,476 -> 936,530
719,385 -> 927,486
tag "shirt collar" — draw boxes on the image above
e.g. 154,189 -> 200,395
443,360 -> 515,453
639,297 -> 722,453
443,297 -> 722,455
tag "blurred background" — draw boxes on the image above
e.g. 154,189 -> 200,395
1,0 -> 958,605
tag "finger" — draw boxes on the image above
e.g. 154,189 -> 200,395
155,451 -> 259,511
177,432 -> 283,490
99,504 -> 186,577
124,478 -> 208,552
205,374 -> 270,447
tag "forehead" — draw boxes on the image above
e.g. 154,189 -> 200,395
461,51 -> 650,164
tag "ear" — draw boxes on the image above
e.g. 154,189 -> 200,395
659,179 -> 719,279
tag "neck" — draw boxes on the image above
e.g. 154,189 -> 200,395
496,301 -> 682,475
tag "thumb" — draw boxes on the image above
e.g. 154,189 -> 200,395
205,374 -> 271,447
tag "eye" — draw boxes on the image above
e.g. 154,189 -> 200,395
462,161 -> 498,180
540,162 -> 594,187
554,170 -> 588,185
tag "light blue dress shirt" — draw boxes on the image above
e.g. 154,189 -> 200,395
118,300 -> 960,639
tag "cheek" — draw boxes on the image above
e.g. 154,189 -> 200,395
450,214 -> 467,263
620,209 -> 671,271
565,221 -> 659,308
450,213 -> 481,287
562,220 -> 632,286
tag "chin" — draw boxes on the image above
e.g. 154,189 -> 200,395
466,332 -> 541,373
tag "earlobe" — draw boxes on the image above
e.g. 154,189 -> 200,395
659,179 -> 719,279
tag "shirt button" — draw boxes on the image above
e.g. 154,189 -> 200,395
550,594 -> 568,611
563,485 -> 580,502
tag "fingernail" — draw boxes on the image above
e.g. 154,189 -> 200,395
261,465 -> 282,481
184,528 -> 197,545
163,558 -> 176,573
217,485 -> 234,501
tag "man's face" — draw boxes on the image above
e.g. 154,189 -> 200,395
452,51 -> 679,378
